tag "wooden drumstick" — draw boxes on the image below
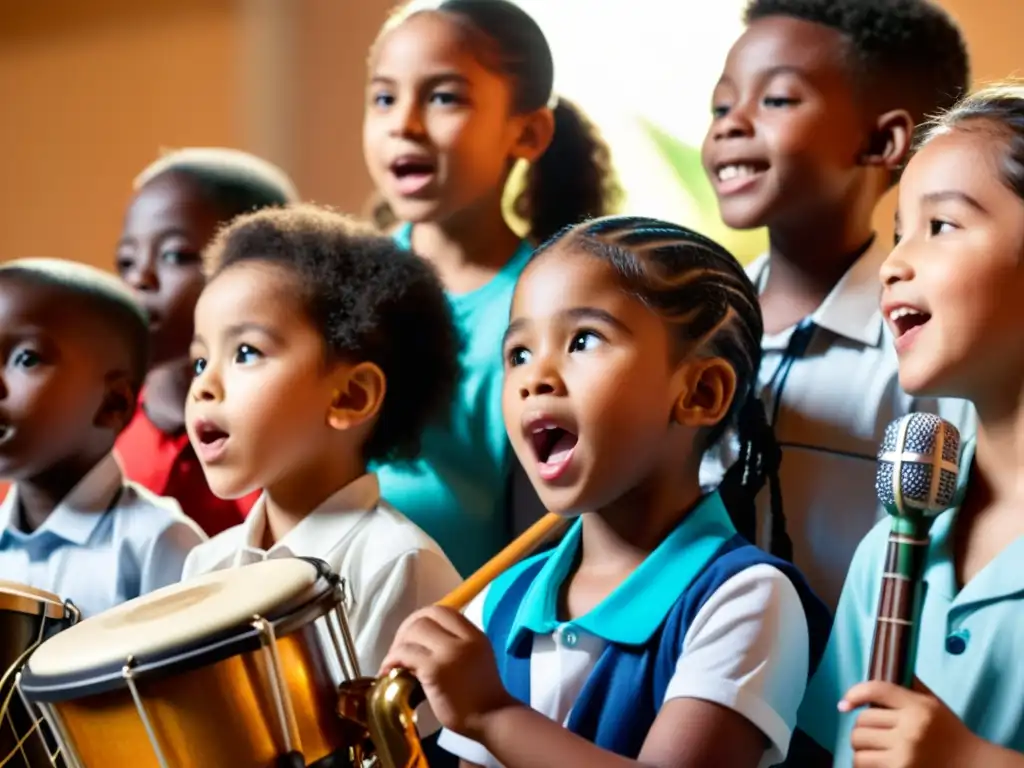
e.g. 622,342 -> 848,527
437,513 -> 568,610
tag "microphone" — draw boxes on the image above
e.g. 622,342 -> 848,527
869,413 -> 961,687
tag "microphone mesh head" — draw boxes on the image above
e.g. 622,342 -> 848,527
875,413 -> 960,515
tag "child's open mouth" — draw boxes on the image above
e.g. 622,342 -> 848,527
529,420 -> 579,482
888,306 -> 931,352
193,419 -> 230,463
713,160 -> 770,195
389,155 -> 437,197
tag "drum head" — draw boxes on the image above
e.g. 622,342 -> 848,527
0,579 -> 67,620
25,558 -> 331,683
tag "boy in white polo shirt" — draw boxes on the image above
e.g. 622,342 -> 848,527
180,205 -> 463,683
799,84 -> 1024,766
700,0 -> 975,610
0,259 -> 204,618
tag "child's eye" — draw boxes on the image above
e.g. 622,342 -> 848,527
191,357 -> 206,376
115,256 -> 133,276
11,349 -> 41,369
711,103 -> 730,119
161,250 -> 199,267
893,230 -> 903,247
507,347 -> 531,367
430,91 -> 463,107
763,96 -> 799,108
234,343 -> 263,364
568,330 -> 603,353
371,91 -> 395,108
929,219 -> 958,236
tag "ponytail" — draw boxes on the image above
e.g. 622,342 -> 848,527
514,98 -> 622,244
717,394 -> 792,562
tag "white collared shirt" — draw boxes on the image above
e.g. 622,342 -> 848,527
701,241 -> 976,610
182,473 -> 464,681
0,453 -> 205,618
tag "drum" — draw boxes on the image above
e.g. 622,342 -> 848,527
19,558 -> 367,768
0,580 -> 78,768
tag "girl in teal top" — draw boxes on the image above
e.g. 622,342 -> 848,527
362,0 -> 620,575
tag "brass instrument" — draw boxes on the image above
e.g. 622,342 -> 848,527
337,512 -> 568,768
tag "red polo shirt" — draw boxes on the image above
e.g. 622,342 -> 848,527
115,405 -> 258,536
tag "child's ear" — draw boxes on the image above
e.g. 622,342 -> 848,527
862,109 -> 915,171
95,371 -> 137,433
327,362 -> 387,432
671,358 -> 737,429
510,107 -> 555,164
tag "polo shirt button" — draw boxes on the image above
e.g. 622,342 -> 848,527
945,629 -> 969,655
561,626 -> 578,648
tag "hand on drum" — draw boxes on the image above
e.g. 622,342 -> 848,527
380,605 -> 519,740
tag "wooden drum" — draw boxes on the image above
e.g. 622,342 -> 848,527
19,558 -> 367,768
0,580 -> 78,768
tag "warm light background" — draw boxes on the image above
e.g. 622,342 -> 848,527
1,0 -> 1021,269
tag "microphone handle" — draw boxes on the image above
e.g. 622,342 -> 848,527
867,515 -> 932,687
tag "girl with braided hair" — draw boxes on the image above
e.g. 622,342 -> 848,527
382,216 -> 830,768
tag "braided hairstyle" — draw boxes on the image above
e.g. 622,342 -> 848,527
534,216 -> 791,558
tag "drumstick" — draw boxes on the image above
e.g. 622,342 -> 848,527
437,513 -> 567,611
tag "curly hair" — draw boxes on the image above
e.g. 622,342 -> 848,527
204,204 -> 459,463
745,0 -> 969,130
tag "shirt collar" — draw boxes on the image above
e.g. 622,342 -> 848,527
747,237 -> 887,348
0,453 -> 124,545
508,492 -> 737,651
232,473 -> 381,566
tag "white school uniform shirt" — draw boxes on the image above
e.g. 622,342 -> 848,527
0,453 -> 205,618
439,493 -> 811,768
182,472 -> 463,691
700,240 -> 976,611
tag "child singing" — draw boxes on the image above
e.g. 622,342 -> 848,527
798,84 -> 1024,767
363,0 -> 621,575
383,217 -> 831,767
181,204 -> 463,683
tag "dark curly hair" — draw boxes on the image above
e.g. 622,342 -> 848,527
394,0 -> 621,243
746,0 -> 968,130
533,216 -> 791,560
204,204 -> 459,463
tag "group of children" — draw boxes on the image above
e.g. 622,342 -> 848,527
2,0 -> 1023,765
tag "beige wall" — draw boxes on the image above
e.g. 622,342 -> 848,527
0,0 -> 1021,269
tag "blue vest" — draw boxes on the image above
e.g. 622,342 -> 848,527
485,535 -> 831,759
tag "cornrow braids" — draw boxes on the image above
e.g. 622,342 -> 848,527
534,216 -> 793,558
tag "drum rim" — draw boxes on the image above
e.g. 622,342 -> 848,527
19,557 -> 341,702
0,580 -> 70,620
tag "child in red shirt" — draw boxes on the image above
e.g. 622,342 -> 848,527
114,148 -> 298,535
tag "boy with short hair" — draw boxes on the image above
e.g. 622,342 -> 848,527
115,147 -> 298,536
181,204 -> 464,681
700,0 -> 975,610
0,259 -> 204,617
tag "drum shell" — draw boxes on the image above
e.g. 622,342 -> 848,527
40,618 -> 358,768
1,608 -> 71,767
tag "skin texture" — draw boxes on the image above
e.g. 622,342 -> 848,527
0,279 -> 135,531
186,261 -> 384,546
383,247 -> 774,768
